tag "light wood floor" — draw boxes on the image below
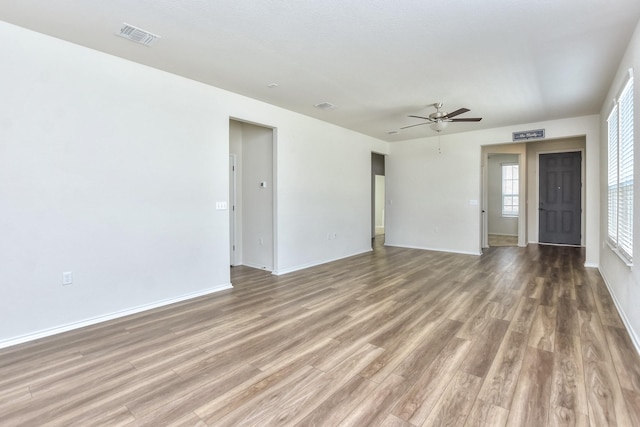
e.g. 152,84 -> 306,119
1,240 -> 640,426
488,234 -> 518,247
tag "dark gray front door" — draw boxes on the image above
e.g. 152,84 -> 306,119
539,152 -> 581,245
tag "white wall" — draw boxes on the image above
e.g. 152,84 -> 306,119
487,154 -> 519,236
598,18 -> 640,350
386,114 -> 599,263
275,118 -> 384,274
386,136 -> 483,255
0,21 -> 388,346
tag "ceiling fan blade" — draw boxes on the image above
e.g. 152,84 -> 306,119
443,108 -> 470,119
400,122 -> 431,129
450,117 -> 482,122
408,115 -> 434,121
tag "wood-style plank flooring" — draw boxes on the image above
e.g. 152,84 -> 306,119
1,239 -> 640,426
488,234 -> 518,247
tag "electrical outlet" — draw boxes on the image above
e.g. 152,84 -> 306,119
62,271 -> 72,286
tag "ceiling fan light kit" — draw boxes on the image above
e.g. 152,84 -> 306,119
401,102 -> 482,132
430,120 -> 448,132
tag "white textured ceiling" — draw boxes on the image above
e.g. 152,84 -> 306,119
1,0 -> 639,141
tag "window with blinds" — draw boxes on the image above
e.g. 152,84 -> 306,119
607,74 -> 634,264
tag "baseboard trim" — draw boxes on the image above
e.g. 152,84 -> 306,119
273,248 -> 373,275
384,242 -> 481,256
0,283 -> 233,350
240,261 -> 273,272
598,268 -> 640,355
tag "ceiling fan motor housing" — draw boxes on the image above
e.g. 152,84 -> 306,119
429,102 -> 447,120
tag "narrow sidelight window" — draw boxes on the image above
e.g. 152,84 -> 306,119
502,163 -> 519,217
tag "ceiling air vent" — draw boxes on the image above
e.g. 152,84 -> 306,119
117,23 -> 160,46
313,102 -> 337,110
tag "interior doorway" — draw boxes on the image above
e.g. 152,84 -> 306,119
371,153 -> 386,242
374,176 -> 385,236
486,153 -> 520,247
229,119 -> 275,271
481,143 -> 526,250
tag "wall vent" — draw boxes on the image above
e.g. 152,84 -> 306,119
117,23 -> 160,46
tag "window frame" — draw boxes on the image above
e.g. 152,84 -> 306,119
501,162 -> 519,218
607,72 -> 634,266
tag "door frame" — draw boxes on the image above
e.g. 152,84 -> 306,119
535,148 -> 585,246
481,147 -> 526,250
481,158 -> 488,249
374,175 -> 386,236
371,152 -> 386,240
229,118 -> 278,273
229,154 -> 237,266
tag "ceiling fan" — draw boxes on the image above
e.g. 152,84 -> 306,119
401,102 -> 482,132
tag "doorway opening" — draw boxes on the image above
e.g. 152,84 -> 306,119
229,119 -> 276,271
375,176 -> 385,236
486,153 -> 521,247
481,143 -> 526,250
371,153 -> 386,247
